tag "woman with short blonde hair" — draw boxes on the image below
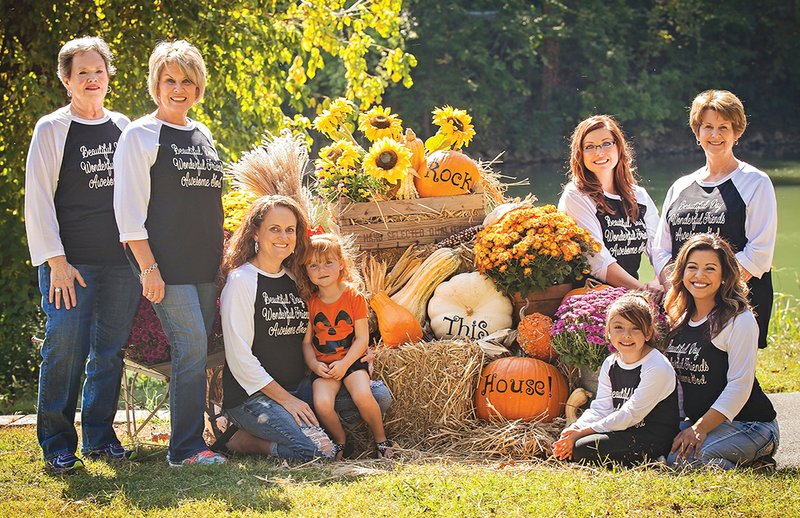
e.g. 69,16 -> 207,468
114,40 -> 226,467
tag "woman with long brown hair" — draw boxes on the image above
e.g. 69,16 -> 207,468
217,195 -> 391,460
664,233 -> 778,470
558,115 -> 662,296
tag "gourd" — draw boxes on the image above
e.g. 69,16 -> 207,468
391,247 -> 461,324
370,291 -> 423,347
565,388 -> 593,425
405,128 -> 427,177
416,149 -> 480,197
428,272 -> 512,340
517,312 -> 557,362
475,357 -> 569,422
562,278 -> 611,302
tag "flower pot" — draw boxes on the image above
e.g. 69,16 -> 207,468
512,283 -> 573,323
579,364 -> 600,394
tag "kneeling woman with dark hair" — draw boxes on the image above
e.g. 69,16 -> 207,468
664,233 -> 779,469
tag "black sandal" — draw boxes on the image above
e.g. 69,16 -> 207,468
375,439 -> 394,459
209,424 -> 239,456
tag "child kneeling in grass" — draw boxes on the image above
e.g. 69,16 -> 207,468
553,292 -> 678,466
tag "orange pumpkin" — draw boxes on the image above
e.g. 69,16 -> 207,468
415,149 -> 480,197
517,312 -> 557,362
562,278 -> 611,303
370,291 -> 423,347
475,357 -> 568,422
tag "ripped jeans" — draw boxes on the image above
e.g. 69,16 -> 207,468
225,391 -> 333,461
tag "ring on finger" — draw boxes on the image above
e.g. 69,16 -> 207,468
54,287 -> 62,293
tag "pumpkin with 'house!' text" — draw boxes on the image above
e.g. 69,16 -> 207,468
475,356 -> 568,422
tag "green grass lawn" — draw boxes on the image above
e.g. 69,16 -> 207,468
0,425 -> 798,517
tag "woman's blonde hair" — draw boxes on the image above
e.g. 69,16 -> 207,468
689,90 -> 747,138
568,114 -> 641,221
147,40 -> 207,106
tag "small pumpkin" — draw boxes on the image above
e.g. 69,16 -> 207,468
517,312 -> 557,362
428,272 -> 512,340
562,278 -> 611,302
415,149 -> 480,197
370,291 -> 423,347
475,357 -> 568,422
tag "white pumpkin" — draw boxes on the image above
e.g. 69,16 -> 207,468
428,272 -> 513,340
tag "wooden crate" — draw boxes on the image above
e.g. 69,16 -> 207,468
335,193 -> 485,251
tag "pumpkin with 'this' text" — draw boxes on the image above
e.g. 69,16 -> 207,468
475,357 -> 568,422
428,272 -> 512,340
416,149 -> 480,197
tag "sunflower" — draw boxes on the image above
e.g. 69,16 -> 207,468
363,137 -> 412,185
313,97 -> 355,137
432,105 -> 476,149
358,106 -> 403,142
316,140 -> 362,171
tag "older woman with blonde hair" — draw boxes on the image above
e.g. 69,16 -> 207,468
114,40 -> 226,466
25,36 -> 140,475
654,90 -> 777,348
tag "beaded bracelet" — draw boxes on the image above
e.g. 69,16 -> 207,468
139,262 -> 159,284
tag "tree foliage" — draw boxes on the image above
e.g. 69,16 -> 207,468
384,0 -> 800,160
0,0 -> 415,398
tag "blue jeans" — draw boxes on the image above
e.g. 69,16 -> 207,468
667,418 -> 780,469
149,282 -> 217,464
226,378 -> 392,461
37,263 -> 139,459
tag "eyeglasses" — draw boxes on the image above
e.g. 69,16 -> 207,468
583,141 -> 616,154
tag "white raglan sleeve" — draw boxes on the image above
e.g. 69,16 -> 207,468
558,186 -> 614,281
736,171 -> 777,278
710,312 -> 759,421
652,182 -> 679,278
591,353 -> 676,433
113,121 -> 156,242
221,270 -> 274,395
639,187 -> 661,270
24,116 -> 67,266
573,356 -> 614,429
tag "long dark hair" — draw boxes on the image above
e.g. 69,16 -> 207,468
568,114 -> 640,221
220,194 -> 310,284
664,233 -> 750,339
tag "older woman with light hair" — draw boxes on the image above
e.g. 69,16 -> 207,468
114,40 -> 226,466
24,36 -> 140,475
653,90 -> 778,348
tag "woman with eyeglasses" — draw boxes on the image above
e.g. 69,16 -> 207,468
653,90 -> 777,349
558,115 -> 663,297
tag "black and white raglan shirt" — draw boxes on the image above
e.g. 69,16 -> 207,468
653,163 -> 777,347
25,106 -> 130,266
559,182 -> 660,281
665,311 -> 776,424
220,263 -> 310,410
574,350 -> 678,438
113,113 -> 223,284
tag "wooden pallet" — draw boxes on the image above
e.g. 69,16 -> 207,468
335,193 -> 485,251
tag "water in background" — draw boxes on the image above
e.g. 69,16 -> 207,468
503,153 -> 800,297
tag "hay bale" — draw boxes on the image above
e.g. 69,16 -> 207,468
374,339 -> 562,459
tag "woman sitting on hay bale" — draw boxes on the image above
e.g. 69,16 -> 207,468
214,194 -> 391,461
